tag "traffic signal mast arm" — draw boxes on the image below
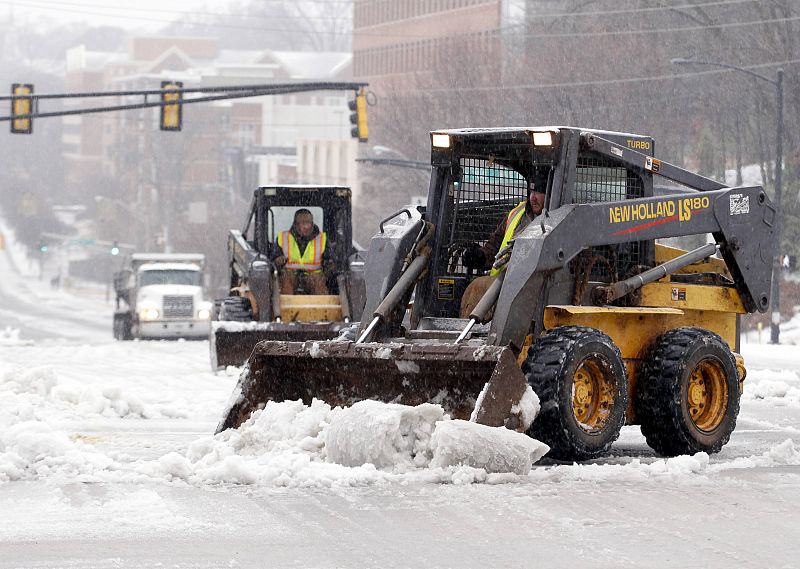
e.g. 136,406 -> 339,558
3,81 -> 369,131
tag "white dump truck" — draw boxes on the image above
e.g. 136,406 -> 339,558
113,253 -> 212,340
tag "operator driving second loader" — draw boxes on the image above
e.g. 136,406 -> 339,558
211,185 -> 365,370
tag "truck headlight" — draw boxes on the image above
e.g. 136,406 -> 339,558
197,308 -> 211,320
139,307 -> 160,321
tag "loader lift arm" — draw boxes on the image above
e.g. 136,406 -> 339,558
581,132 -> 728,192
492,185 -> 776,350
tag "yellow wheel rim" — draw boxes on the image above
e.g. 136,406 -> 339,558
687,358 -> 729,432
572,358 -> 615,432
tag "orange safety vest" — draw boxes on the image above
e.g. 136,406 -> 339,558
278,230 -> 327,272
490,201 -> 527,277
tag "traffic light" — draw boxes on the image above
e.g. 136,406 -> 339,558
348,88 -> 368,142
160,80 -> 183,131
11,83 -> 34,134
110,241 -> 120,256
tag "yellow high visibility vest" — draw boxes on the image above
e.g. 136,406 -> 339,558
278,231 -> 327,272
490,201 -> 526,276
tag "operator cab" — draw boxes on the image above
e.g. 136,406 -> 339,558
416,127 -> 656,321
241,185 -> 358,296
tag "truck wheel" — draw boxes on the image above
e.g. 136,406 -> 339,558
113,313 -> 133,341
121,318 -> 133,341
219,296 -> 252,322
523,326 -> 628,461
636,327 -> 739,456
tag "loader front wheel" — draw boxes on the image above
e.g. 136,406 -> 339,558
524,326 -> 627,461
637,328 -> 739,457
218,296 -> 252,322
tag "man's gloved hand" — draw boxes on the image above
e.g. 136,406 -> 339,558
462,243 -> 486,270
273,255 -> 286,268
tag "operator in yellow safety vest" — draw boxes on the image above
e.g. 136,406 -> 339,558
273,208 -> 331,294
459,181 -> 546,318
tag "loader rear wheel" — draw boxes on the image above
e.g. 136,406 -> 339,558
218,296 -> 252,322
523,326 -> 628,461
636,328 -> 739,457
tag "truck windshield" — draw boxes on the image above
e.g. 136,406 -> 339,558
139,270 -> 201,287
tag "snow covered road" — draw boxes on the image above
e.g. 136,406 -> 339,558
2,243 -> 800,567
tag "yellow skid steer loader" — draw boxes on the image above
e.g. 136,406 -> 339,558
217,128 -> 774,461
210,185 -> 365,370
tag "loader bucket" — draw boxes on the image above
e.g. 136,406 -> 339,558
210,321 -> 344,370
215,339 -> 531,433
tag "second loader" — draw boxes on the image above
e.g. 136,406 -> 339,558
217,127 -> 775,461
211,185 -> 365,370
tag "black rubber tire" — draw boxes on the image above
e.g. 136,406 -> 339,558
218,296 -> 252,322
636,327 -> 739,457
113,313 -> 133,341
212,299 -> 224,321
121,318 -> 133,341
523,326 -> 628,462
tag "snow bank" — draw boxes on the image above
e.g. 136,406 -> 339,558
325,400 -> 547,475
741,369 -> 800,407
326,400 -> 443,470
0,327 -> 33,346
527,452 -> 712,485
0,420 -> 116,482
5,392 -> 799,488
710,439 -> 800,471
430,420 -> 548,475
181,398 -> 551,486
1,366 -> 155,420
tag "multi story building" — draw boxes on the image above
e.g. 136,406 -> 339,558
63,37 -> 360,256
352,1 -> 536,88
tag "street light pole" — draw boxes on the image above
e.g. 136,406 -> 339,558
671,58 -> 784,343
772,69 -> 784,343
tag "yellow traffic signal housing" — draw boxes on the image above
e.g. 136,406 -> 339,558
11,83 -> 33,134
348,89 -> 368,142
160,81 -> 183,131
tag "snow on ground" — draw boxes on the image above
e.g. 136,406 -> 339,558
3,329 -> 800,567
3,232 -> 800,566
2,325 -> 800,492
0,343 -> 549,487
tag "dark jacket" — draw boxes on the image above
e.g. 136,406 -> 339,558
478,200 -> 537,270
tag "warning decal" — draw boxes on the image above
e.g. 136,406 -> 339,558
730,194 -> 750,215
671,287 -> 687,301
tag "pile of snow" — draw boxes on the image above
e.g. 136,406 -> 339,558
326,401 -> 443,470
710,439 -> 800,471
742,369 -> 800,405
0,420 -> 117,483
325,400 -> 547,475
430,419 -> 548,474
4,390 -> 800,488
171,398 -> 549,486
1,365 -> 167,421
0,327 -> 33,347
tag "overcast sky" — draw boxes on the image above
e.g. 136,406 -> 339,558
4,0 -> 231,31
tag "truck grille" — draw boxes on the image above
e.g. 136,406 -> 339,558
163,295 -> 193,319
